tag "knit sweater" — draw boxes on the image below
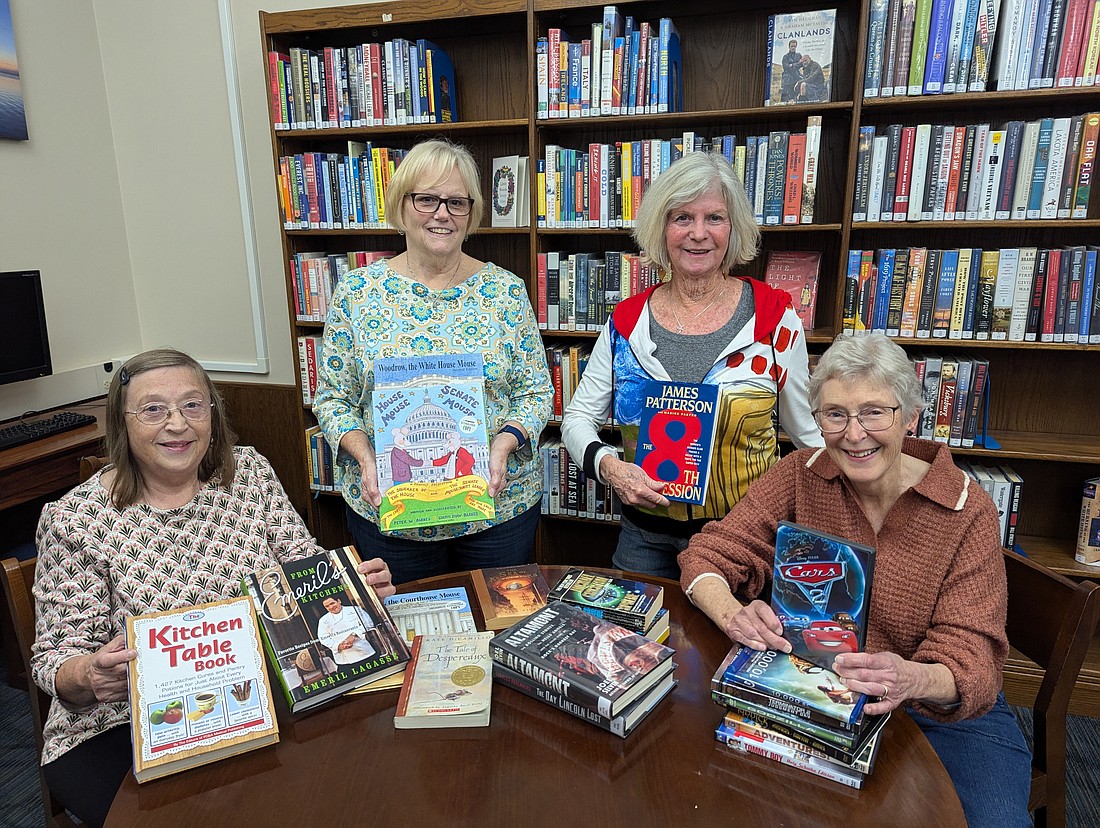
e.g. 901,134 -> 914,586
678,438 -> 1007,722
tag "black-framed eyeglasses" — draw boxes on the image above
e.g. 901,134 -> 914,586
812,405 -> 901,434
406,192 -> 474,216
125,400 -> 213,426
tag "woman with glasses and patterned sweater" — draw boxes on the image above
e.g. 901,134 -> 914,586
679,333 -> 1031,828
314,139 -> 552,585
31,349 -> 395,827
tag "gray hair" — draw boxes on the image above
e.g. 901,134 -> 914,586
384,138 -> 484,233
631,151 -> 760,276
809,334 -> 924,417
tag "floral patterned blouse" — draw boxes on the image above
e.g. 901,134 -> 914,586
31,447 -> 322,765
313,260 -> 552,540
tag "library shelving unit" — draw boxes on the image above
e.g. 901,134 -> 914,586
260,0 -> 1100,713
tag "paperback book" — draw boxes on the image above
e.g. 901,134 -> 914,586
470,563 -> 552,631
765,8 -> 838,106
126,596 -> 279,783
764,250 -> 822,329
1077,476 -> 1100,565
244,546 -> 411,713
633,380 -> 719,506
772,520 -> 876,671
547,567 -> 664,633
489,601 -> 676,718
394,632 -> 494,729
383,586 -> 477,642
371,353 -> 494,531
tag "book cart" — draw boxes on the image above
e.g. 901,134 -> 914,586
259,0 -> 1100,714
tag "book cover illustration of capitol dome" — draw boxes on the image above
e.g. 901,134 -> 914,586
371,353 -> 494,531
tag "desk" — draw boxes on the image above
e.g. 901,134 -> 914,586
107,566 -> 965,827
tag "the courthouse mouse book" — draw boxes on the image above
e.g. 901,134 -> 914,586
489,601 -> 675,718
546,567 -> 663,633
383,586 -> 477,641
771,520 -> 875,671
632,380 -> 719,506
243,546 -> 411,713
393,632 -> 494,729
493,659 -> 677,737
470,563 -> 551,631
126,596 -> 279,783
371,353 -> 494,532
712,645 -> 867,730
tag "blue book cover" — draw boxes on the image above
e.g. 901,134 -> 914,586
763,131 -> 789,226
932,248 -> 959,337
418,39 -> 456,123
1080,249 -> 1096,341
633,380 -> 719,506
871,248 -> 895,332
371,353 -> 493,531
772,521 -> 876,672
962,247 -> 982,338
1026,118 -> 1054,218
922,0 -> 954,93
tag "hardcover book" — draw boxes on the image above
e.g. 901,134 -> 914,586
489,601 -> 676,718
470,563 -> 552,631
393,632 -> 494,729
547,568 -> 664,633
371,353 -> 494,531
244,546 -> 412,713
772,521 -> 876,671
126,596 -> 279,783
765,9 -> 838,105
1076,476 -> 1100,565
764,250 -> 822,330
490,154 -> 529,228
712,645 -> 868,730
383,586 -> 477,642
633,380 -> 720,506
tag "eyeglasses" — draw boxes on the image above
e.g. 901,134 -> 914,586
812,405 -> 901,434
406,192 -> 474,216
126,400 -> 213,426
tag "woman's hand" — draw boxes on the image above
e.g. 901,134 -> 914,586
599,455 -> 669,508
338,430 -> 382,507
356,557 -> 396,598
727,599 -> 791,654
55,636 -> 136,706
831,651 -> 958,715
487,431 -> 516,498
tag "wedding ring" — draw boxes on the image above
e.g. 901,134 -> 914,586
881,683 -> 889,699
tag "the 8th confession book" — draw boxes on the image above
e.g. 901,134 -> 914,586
632,380 -> 719,505
371,352 -> 494,531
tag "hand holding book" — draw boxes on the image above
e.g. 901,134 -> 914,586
832,650 -> 960,717
598,453 -> 669,508
727,598 -> 793,657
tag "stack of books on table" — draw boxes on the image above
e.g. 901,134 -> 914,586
490,600 -> 676,738
546,567 -> 669,642
711,645 -> 888,789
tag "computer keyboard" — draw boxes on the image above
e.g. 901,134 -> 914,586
0,411 -> 98,451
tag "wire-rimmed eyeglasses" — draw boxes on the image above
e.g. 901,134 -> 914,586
125,400 -> 213,426
812,405 -> 900,434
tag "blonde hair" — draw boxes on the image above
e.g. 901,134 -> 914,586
384,138 -> 484,233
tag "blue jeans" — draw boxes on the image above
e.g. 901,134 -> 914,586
346,503 -> 539,585
612,514 -> 691,580
908,693 -> 1032,828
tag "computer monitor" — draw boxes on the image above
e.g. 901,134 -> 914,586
0,270 -> 52,386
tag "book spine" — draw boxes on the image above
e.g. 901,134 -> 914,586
909,0 -> 936,94
1072,112 -> 1100,217
1059,114 -> 1087,218
715,675 -> 859,730
714,691 -> 859,750
489,643 -> 615,717
716,729 -> 864,788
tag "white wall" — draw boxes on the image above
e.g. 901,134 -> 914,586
0,0 -> 381,408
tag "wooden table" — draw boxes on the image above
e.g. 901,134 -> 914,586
107,566 -> 965,827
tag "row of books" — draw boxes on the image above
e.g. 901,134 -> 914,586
546,342 -> 591,419
540,116 -> 822,229
956,460 -> 1025,547
277,145 -> 409,231
291,250 -> 393,323
989,0 -> 1100,91
304,425 -> 341,493
536,9 -> 682,119
851,112 -> 1099,223
539,438 -> 622,523
843,246 -> 1100,344
913,353 -> 991,449
537,250 -> 663,333
266,39 -> 456,130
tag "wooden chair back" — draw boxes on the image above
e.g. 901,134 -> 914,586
78,455 -> 108,483
1004,549 -> 1100,828
1,557 -> 79,828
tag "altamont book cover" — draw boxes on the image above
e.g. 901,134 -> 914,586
126,596 -> 279,783
489,601 -> 676,718
393,632 -> 494,729
765,8 -> 837,106
244,546 -> 411,713
371,353 -> 494,531
772,520 -> 876,671
547,567 -> 664,633
764,250 -> 822,329
713,645 -> 867,729
633,380 -> 719,506
470,563 -> 551,631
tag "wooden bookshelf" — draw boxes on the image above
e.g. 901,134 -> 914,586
260,0 -> 1100,712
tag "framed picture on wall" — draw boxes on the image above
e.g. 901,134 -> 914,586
0,0 -> 28,141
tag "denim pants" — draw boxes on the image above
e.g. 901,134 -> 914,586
908,692 -> 1033,828
612,513 -> 691,579
346,502 -> 539,585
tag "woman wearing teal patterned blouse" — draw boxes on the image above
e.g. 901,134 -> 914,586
314,139 -> 553,584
